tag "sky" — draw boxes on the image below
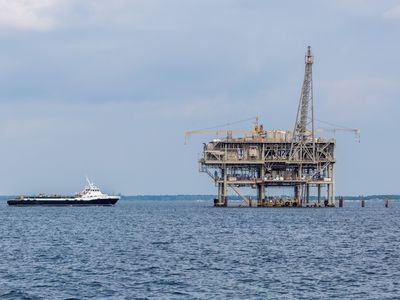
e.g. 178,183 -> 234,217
0,0 -> 398,195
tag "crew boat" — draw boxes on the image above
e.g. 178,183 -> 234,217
7,178 -> 120,206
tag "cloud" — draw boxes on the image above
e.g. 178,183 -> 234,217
0,0 -> 57,31
383,5 -> 400,18
318,78 -> 400,121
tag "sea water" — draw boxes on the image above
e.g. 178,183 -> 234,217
0,199 -> 399,299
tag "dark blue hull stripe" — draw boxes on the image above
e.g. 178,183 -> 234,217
7,198 -> 119,206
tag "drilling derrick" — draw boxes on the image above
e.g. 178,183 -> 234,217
286,46 -> 335,206
290,46 -> 315,157
197,46 -> 336,208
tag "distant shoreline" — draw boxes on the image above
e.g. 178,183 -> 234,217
120,195 -> 400,201
1,195 -> 398,201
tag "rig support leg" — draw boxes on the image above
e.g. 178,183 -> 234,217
222,165 -> 228,207
215,183 -> 223,207
317,184 -> 321,207
257,185 -> 265,207
331,164 -> 336,207
326,184 -> 331,207
326,164 -> 335,207
294,185 -> 300,206
257,166 -> 265,207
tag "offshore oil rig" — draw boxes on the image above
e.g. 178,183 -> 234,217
187,46 -> 358,208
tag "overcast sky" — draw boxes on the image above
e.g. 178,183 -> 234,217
0,0 -> 398,195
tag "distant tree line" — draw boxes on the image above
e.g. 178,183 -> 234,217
0,194 -> 397,201
121,194 -> 400,201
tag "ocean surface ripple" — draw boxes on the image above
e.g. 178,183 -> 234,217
0,200 -> 399,299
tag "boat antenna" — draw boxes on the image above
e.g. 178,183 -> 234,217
85,175 -> 92,187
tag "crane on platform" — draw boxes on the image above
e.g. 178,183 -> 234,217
184,117 -> 264,144
315,128 -> 360,143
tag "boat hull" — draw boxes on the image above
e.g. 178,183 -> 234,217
7,198 -> 119,206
